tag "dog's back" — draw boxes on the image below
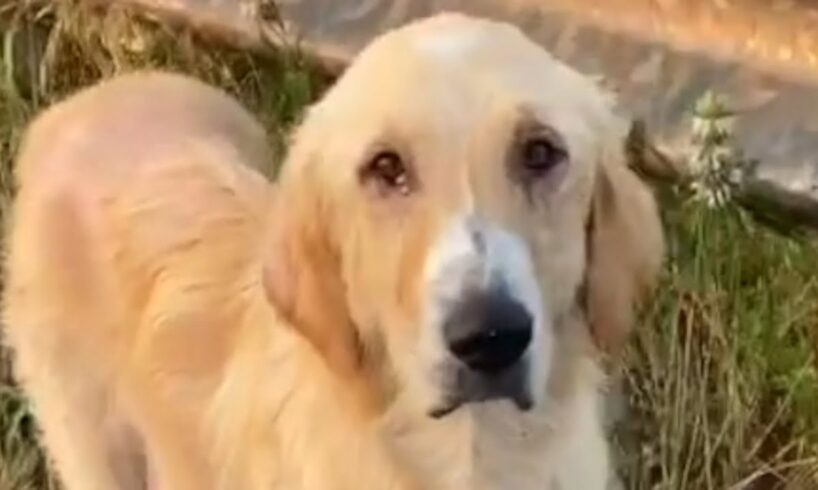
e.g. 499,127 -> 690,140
3,71 -> 274,490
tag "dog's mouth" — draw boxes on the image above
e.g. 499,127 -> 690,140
427,360 -> 533,418
428,392 -> 533,418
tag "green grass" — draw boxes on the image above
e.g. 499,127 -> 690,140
615,196 -> 818,489
1,2 -> 817,489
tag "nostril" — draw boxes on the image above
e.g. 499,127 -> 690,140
449,327 -> 532,373
444,290 -> 533,373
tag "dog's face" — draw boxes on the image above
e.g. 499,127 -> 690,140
264,14 -> 663,417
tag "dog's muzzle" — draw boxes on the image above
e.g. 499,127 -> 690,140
430,284 -> 534,418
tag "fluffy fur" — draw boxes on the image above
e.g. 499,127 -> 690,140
3,13 -> 664,490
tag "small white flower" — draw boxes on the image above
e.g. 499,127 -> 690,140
686,92 -> 745,209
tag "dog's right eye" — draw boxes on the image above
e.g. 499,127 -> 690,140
520,137 -> 566,176
360,150 -> 413,196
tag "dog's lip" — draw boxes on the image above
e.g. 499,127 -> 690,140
427,392 -> 533,419
428,401 -> 461,419
428,358 -> 533,418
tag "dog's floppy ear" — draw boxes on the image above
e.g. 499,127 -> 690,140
584,138 -> 664,354
261,131 -> 361,376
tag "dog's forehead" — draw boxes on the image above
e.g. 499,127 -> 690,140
302,14 -> 621,175
370,14 -> 551,82
407,14 -> 502,61
332,15 -> 608,116
412,24 -> 482,61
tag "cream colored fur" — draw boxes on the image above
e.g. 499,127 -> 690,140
3,13 -> 664,490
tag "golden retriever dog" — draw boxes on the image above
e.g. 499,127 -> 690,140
3,12 -> 664,490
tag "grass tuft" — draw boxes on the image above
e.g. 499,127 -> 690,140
614,195 -> 818,489
0,2 -> 816,489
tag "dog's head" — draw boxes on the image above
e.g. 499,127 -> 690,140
263,14 -> 663,417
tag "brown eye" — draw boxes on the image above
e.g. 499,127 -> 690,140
520,137 -> 567,175
361,150 -> 413,196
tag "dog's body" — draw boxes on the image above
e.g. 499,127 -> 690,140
3,14 -> 663,490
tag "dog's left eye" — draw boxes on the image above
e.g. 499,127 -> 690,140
520,137 -> 567,175
361,150 -> 413,196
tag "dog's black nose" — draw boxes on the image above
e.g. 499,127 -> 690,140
443,288 -> 533,373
